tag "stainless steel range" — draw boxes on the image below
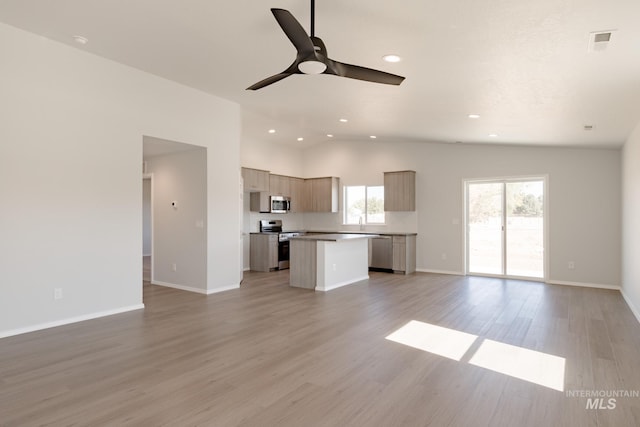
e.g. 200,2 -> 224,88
259,220 -> 302,270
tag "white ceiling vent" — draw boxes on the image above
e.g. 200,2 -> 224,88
588,30 -> 616,53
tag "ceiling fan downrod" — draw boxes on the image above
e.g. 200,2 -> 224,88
310,0 -> 315,37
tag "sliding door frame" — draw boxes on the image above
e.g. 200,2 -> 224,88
463,175 -> 549,282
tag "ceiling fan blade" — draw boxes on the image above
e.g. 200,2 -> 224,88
329,60 -> 405,85
247,72 -> 294,90
271,8 -> 316,57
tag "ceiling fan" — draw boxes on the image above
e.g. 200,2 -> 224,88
247,0 -> 405,90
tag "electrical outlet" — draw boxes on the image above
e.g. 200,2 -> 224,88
332,263 -> 337,271
54,288 -> 63,300
568,261 -> 575,270
172,263 -> 177,272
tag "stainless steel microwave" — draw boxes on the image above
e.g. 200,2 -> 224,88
270,196 -> 291,213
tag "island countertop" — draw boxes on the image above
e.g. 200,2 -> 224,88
304,230 -> 417,236
289,233 -> 379,242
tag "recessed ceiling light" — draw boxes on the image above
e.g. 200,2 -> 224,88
468,114 -> 480,119
339,118 -> 348,123
370,135 -> 377,139
268,129 -> 276,134
382,54 -> 402,63
297,137 -> 304,141
327,134 -> 334,138
72,35 -> 88,45
488,133 -> 498,137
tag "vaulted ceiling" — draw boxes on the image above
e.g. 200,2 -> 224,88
1,0 -> 639,148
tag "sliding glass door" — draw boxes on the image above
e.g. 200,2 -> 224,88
466,178 -> 545,279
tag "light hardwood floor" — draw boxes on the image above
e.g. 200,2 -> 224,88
1,268 -> 640,426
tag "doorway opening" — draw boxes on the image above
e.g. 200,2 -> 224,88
465,177 -> 546,280
142,174 -> 153,285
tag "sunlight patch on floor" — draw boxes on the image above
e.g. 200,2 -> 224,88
386,320 -> 565,392
385,320 -> 478,361
469,339 -> 565,391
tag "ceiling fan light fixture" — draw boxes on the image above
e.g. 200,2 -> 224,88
298,60 -> 327,74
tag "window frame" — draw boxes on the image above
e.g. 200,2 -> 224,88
343,185 -> 386,225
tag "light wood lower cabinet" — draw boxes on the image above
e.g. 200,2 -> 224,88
392,235 -> 416,274
250,234 -> 278,272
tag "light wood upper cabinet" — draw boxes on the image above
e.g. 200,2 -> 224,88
241,167 -> 270,192
242,168 -> 340,213
269,174 -> 291,197
384,170 -> 416,211
249,192 -> 270,213
289,177 -> 305,213
306,177 -> 339,212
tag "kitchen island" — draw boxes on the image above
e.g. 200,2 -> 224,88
289,234 -> 376,291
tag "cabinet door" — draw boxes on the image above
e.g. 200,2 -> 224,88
250,234 -> 279,271
269,174 -> 290,196
302,179 -> 313,212
384,171 -> 416,211
242,167 -> 270,192
289,177 -> 305,213
392,235 -> 406,272
249,192 -> 270,212
268,235 -> 279,269
310,177 -> 339,212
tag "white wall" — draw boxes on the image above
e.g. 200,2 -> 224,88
241,136 -> 305,178
0,23 -> 241,337
146,148 -> 207,292
622,122 -> 640,321
301,140 -> 621,287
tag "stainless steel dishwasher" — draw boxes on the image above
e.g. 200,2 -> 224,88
369,235 -> 393,270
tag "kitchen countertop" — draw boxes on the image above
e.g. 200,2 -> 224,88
290,233 -> 379,242
305,230 -> 417,236
250,230 -> 417,236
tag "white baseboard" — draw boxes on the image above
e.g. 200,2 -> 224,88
316,275 -> 370,292
152,280 -> 240,295
206,284 -> 240,295
0,304 -> 145,339
416,268 -> 464,276
621,288 -> 640,324
152,280 -> 209,295
546,280 -> 620,291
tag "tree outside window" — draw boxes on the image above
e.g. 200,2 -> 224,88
344,185 -> 385,224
